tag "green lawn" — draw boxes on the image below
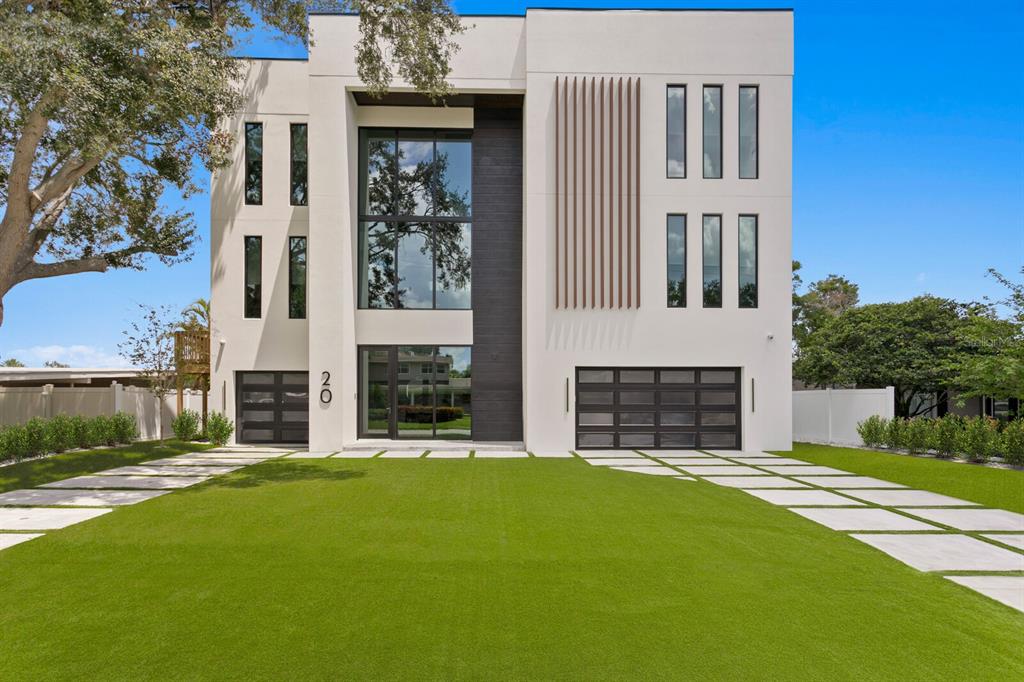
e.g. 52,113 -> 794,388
0,439 -> 214,494
788,443 -> 1024,514
1,458 -> 1021,679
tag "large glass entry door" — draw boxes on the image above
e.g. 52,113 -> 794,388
358,346 -> 472,440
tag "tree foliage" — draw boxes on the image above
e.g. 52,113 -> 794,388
794,296 -> 986,417
0,1 -> 464,326
956,268 -> 1024,401
793,267 -> 860,349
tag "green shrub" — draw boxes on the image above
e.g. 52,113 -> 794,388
23,417 -> 49,457
999,419 -> 1024,466
88,415 -> 117,447
883,417 -> 906,450
206,411 -> 234,447
68,415 -> 91,449
0,424 -> 31,462
931,415 -> 962,458
110,411 -> 138,444
857,415 -> 888,449
46,414 -> 78,453
958,416 -> 998,463
904,418 -> 932,454
171,409 -> 201,441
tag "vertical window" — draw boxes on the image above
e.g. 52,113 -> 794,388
244,122 -> 263,205
702,215 -> 722,308
358,129 -> 472,310
288,236 -> 307,319
702,86 -> 722,179
738,216 -> 758,308
739,86 -> 758,179
244,236 -> 262,318
667,215 -> 686,307
290,123 -> 308,206
666,85 -> 686,178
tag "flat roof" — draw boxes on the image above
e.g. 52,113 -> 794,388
309,7 -> 793,17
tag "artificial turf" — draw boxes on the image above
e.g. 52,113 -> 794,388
0,440 -> 214,494
788,443 -> 1024,514
0,458 -> 1021,680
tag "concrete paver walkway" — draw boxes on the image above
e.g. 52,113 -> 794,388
0,445 -> 293,552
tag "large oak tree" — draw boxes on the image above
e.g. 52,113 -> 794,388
0,0 -> 463,326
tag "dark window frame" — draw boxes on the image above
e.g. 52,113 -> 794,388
738,214 -> 758,309
290,122 -> 308,206
702,214 -> 722,309
358,127 -> 473,311
243,235 -> 262,319
666,213 -> 687,308
288,235 -> 307,319
738,85 -> 759,180
357,344 -> 472,440
244,122 -> 263,205
701,85 -> 723,180
666,84 -> 686,179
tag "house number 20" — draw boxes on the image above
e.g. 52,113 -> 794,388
320,371 -> 332,404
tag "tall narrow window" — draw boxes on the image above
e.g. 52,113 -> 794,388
738,216 -> 758,308
244,236 -> 262,318
244,122 -> 263,205
289,236 -> 307,319
739,86 -> 758,179
667,215 -> 686,307
702,215 -> 722,308
290,123 -> 308,206
702,86 -> 722,179
666,86 -> 686,178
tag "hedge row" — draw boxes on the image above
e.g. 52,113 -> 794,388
0,412 -> 139,464
857,415 -> 1024,465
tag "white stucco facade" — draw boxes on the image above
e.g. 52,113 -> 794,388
210,9 -> 793,452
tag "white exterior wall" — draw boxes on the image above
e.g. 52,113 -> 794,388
521,10 -> 793,451
210,10 -> 793,451
210,59 -> 309,440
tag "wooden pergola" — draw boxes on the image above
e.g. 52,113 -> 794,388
174,330 -> 210,431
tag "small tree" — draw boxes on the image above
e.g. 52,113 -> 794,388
1,358 -> 25,367
119,304 -> 177,440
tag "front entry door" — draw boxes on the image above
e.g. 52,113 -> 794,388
358,346 -> 472,440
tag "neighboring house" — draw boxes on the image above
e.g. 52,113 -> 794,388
209,8 -> 794,451
0,368 -> 149,388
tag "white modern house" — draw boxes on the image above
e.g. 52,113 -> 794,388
209,8 -> 794,452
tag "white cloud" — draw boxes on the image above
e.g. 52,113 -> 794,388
8,344 -> 127,368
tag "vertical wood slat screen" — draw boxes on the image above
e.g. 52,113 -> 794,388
554,76 -> 641,309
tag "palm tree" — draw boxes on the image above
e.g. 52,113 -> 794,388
178,298 -> 210,334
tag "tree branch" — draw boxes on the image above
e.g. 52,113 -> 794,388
15,243 -> 175,284
2,89 -> 62,227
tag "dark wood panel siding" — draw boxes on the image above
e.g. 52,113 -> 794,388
472,106 -> 523,441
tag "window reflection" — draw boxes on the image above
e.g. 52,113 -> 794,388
739,86 -> 758,179
667,86 -> 686,178
702,86 -> 722,179
702,215 -> 722,307
358,129 -> 472,309
667,215 -> 686,307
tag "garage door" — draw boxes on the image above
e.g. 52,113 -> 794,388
575,367 -> 740,450
236,371 -> 309,444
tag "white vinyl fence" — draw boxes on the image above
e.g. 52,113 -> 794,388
0,383 -> 206,441
793,387 -> 895,446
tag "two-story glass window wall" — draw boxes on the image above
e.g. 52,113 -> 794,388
358,129 -> 472,310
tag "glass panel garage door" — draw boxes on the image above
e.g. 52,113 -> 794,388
575,367 -> 740,450
236,371 -> 309,444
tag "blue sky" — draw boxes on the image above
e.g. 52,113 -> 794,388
1,0 -> 1021,366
